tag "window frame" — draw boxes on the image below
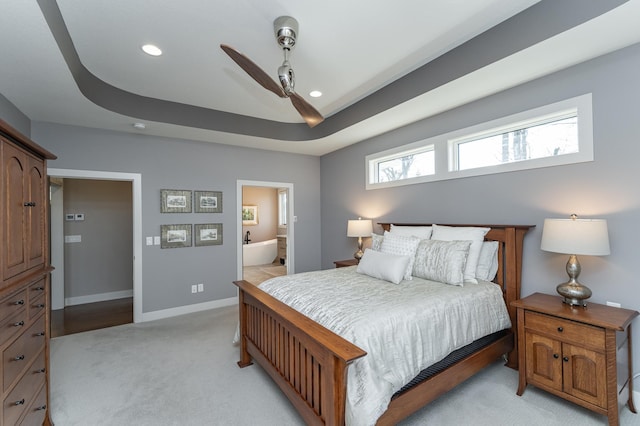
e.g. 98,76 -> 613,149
365,94 -> 593,190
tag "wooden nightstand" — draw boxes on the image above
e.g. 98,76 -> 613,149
334,259 -> 358,268
512,293 -> 638,425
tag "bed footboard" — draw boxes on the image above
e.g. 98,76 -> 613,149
234,279 -> 367,426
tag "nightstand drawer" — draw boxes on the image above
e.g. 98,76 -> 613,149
525,311 -> 605,349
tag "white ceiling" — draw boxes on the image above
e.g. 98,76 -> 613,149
1,0 -> 640,155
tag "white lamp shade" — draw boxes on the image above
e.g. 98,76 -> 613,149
541,218 -> 610,256
347,219 -> 373,237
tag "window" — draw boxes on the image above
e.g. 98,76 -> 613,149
366,94 -> 592,190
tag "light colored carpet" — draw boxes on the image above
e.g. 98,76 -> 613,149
50,305 -> 640,425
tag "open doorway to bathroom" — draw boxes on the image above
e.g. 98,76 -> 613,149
237,180 -> 294,284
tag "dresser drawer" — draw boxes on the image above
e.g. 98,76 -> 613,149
2,315 -> 45,392
0,289 -> 27,323
525,311 -> 605,349
29,292 -> 46,320
20,381 -> 47,426
2,350 -> 46,426
0,309 -> 29,347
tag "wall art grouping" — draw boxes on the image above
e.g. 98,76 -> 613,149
161,223 -> 223,248
161,189 -> 222,213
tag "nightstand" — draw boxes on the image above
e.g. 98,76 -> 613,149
334,259 -> 358,268
512,293 -> 638,425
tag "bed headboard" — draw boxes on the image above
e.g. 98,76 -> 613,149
379,223 -> 534,359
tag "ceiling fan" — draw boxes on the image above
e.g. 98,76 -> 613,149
220,16 -> 324,128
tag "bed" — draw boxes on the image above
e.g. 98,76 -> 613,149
233,223 -> 532,425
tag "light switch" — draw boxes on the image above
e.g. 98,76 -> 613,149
146,237 -> 153,246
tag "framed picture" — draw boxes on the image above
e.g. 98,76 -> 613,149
161,224 -> 192,249
194,190 -> 222,213
242,205 -> 258,225
161,189 -> 192,213
195,223 -> 223,246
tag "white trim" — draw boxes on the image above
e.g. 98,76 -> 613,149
141,297 -> 237,322
65,289 -> 133,307
47,169 -> 143,323
366,94 -> 593,190
237,180 -> 295,283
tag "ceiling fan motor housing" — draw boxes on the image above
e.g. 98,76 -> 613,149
274,16 -> 298,49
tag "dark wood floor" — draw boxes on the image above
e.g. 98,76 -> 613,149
51,297 -> 133,338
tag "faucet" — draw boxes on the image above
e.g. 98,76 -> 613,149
244,231 -> 251,245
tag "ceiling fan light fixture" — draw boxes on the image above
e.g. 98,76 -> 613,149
141,44 -> 162,56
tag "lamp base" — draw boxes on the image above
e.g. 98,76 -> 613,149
354,249 -> 364,262
556,281 -> 591,307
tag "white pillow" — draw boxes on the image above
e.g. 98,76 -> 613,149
412,240 -> 471,286
431,224 -> 490,284
380,232 -> 420,280
476,241 -> 499,282
356,249 -> 410,285
370,233 -> 384,251
390,224 -> 432,240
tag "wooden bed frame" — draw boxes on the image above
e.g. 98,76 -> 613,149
233,223 -> 532,425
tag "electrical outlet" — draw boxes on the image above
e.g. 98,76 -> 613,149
197,283 -> 204,292
606,301 -> 621,308
191,284 -> 197,294
146,237 -> 153,246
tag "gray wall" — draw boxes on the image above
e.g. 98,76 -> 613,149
321,42 -> 640,365
0,93 -> 30,137
63,179 -> 133,299
32,123 -> 321,313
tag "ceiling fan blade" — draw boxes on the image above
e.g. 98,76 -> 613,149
289,93 -> 324,128
220,44 -> 286,98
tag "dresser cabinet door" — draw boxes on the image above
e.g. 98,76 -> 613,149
26,155 -> 45,270
562,343 -> 607,408
525,331 -> 563,392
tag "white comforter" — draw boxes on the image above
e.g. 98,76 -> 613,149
258,266 -> 511,426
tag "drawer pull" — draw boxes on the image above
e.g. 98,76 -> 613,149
23,201 -> 36,207
36,405 -> 47,411
14,399 -> 25,406
34,303 -> 45,308
557,326 -> 563,332
553,353 -> 559,359
38,368 -> 46,374
13,320 -> 25,327
14,354 -> 25,361
35,331 -> 45,337
563,356 -> 569,362
13,299 -> 25,305
33,287 -> 45,291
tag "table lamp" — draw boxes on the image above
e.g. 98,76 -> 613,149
347,218 -> 373,261
540,214 -> 610,307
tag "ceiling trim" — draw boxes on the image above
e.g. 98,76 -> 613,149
37,0 -> 628,142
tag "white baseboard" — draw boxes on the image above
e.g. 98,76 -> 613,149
141,297 -> 237,322
65,289 -> 133,307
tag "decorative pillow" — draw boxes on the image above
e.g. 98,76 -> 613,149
476,241 -> 499,281
412,240 -> 472,286
380,232 -> 421,280
390,224 -> 432,240
370,233 -> 384,251
356,249 -> 410,285
431,224 -> 490,284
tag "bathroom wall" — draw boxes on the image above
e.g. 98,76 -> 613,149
242,186 -> 278,243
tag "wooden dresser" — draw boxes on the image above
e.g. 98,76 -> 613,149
1,119 -> 56,426
513,293 -> 638,426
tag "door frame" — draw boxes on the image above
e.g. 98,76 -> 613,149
48,168 -> 143,323
236,180 -> 294,280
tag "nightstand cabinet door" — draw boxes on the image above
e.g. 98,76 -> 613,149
525,332 -> 562,391
563,343 -> 607,408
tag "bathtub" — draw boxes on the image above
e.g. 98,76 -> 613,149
243,238 -> 277,266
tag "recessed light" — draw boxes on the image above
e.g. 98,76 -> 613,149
141,44 -> 162,56
309,90 -> 322,98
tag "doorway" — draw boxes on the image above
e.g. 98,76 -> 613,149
48,169 -> 143,331
237,180 -> 294,283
